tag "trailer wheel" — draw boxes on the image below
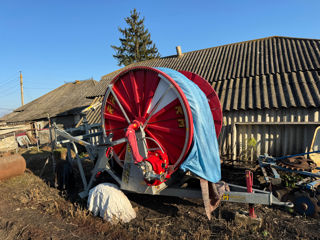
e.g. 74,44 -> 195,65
293,191 -> 319,217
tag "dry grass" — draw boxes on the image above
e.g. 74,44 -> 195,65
1,148 -> 319,239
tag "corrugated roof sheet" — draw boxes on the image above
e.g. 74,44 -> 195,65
215,70 -> 320,111
2,80 -> 97,123
80,69 -> 320,125
87,36 -> 320,99
81,36 -> 320,125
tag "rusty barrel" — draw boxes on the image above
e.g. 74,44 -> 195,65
0,154 -> 26,180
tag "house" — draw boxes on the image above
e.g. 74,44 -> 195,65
1,79 -> 97,147
79,36 -> 320,162
2,79 -> 97,128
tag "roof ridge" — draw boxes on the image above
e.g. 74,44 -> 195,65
100,36 -> 320,80
181,35 -> 320,56
12,83 -> 68,112
12,79 -> 96,112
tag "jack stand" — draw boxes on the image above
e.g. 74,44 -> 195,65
246,170 -> 257,218
234,170 -> 262,230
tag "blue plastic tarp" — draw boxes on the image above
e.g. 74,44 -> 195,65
156,67 -> 221,183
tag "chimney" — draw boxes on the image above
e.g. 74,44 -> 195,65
176,46 -> 183,58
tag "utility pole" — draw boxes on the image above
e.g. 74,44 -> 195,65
19,71 -> 24,106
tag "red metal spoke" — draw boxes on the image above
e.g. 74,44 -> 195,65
142,71 -> 160,118
151,131 -> 184,151
103,67 -> 196,174
134,70 -> 146,116
142,85 -> 173,129
145,129 -> 183,161
148,99 -> 181,121
112,87 -> 134,120
104,98 -> 128,117
144,129 -> 164,149
121,73 -> 138,116
116,77 -> 136,117
148,117 -> 186,125
119,76 -> 133,104
106,98 -> 122,113
112,142 -> 126,161
129,71 -> 141,116
146,124 -> 186,137
103,112 -> 126,123
147,130 -> 182,162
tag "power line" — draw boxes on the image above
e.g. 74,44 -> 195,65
0,84 -> 19,92
1,91 -> 18,97
0,107 -> 15,110
0,73 -> 19,84
0,83 -> 20,93
0,77 -> 19,89
0,86 -> 20,96
24,87 -> 53,90
0,87 -> 20,96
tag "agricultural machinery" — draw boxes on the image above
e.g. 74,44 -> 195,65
53,66 -> 292,219
259,126 -> 320,217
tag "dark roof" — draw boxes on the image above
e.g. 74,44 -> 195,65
87,36 -> 320,105
81,36 -> 320,126
215,69 -> 320,111
2,80 -> 97,123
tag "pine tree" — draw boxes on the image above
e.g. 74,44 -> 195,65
111,9 -> 160,66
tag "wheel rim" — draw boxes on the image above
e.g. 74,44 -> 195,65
293,191 -> 319,217
102,67 -> 194,171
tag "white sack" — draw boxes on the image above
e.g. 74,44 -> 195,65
87,183 -> 136,223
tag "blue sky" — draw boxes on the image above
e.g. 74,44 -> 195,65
0,0 -> 319,117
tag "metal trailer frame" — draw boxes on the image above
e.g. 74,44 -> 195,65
258,154 -> 320,191
53,123 -> 292,209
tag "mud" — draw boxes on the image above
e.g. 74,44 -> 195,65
0,148 -> 319,239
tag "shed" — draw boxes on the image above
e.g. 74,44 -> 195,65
2,79 -> 97,129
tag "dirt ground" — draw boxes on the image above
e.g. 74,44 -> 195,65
0,148 -> 319,240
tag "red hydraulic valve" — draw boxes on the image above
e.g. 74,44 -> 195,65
125,120 -> 143,163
